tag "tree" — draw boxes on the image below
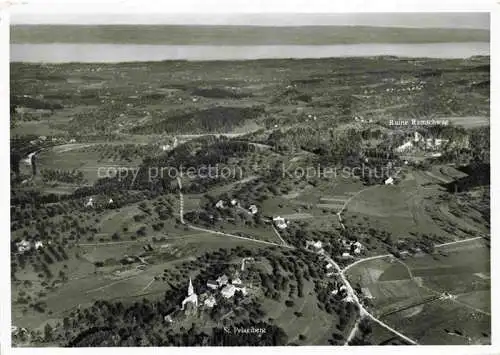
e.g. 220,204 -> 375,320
44,323 -> 53,342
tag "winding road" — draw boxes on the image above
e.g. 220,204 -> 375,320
176,176 -> 419,345
173,136 -> 487,346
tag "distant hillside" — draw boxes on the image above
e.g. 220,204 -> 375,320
10,25 -> 489,45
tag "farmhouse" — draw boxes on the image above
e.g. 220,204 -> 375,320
221,284 -> 236,299
273,216 -> 288,230
16,240 -> 31,254
232,277 -> 242,286
206,280 -> 219,290
215,200 -> 225,209
248,204 -> 258,215
203,296 -> 217,308
306,240 -> 323,250
85,197 -> 94,208
351,241 -> 363,255
395,141 -> 413,153
216,274 -> 229,286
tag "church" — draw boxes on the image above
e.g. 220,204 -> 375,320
180,277 -> 198,313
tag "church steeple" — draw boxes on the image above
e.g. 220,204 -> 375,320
188,277 -> 194,296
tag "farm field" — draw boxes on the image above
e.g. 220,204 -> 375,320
345,238 -> 490,344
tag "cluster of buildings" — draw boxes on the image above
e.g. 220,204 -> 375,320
15,239 -> 44,254
28,136 -> 77,146
395,131 -> 450,153
165,270 -> 250,322
161,137 -> 179,151
84,197 -> 114,208
215,198 -> 259,216
330,280 -> 348,298
353,115 -> 374,124
340,239 -> 364,258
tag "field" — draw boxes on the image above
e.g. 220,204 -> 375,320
345,238 -> 490,344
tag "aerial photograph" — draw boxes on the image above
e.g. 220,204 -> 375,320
9,11 -> 490,347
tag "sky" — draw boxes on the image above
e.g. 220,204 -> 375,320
7,0 -> 491,28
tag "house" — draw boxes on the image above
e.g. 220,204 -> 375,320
85,197 -> 94,208
215,200 -> 225,209
203,296 -> 217,308
306,240 -> 323,251
362,287 -> 374,299
161,145 -> 170,151
395,141 -> 413,153
231,277 -> 242,286
34,241 -> 44,250
221,284 -> 236,299
16,240 -> 31,253
164,315 -> 173,323
385,177 -> 394,185
206,280 -> 219,290
273,216 -> 288,230
230,199 -> 239,207
217,274 -> 229,286
413,131 -> 424,143
241,257 -> 254,271
351,241 -> 363,255
325,263 -> 334,270
235,286 -> 248,296
248,204 -> 258,215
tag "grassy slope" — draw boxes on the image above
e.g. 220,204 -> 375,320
11,25 -> 489,45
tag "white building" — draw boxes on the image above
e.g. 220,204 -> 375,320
217,274 -> 229,286
204,296 -> 217,308
16,240 -> 31,253
232,277 -> 242,286
215,200 -> 225,209
385,177 -> 394,185
230,199 -> 238,207
248,205 -> 258,215
85,197 -> 94,208
306,240 -> 323,251
325,263 -> 334,270
241,257 -> 254,271
235,286 -> 248,296
34,241 -> 44,250
206,280 -> 219,290
221,284 -> 236,298
395,141 -> 413,153
414,131 -> 424,143
273,216 -> 288,230
352,241 -> 363,255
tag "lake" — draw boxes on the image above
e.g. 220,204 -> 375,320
10,42 -> 490,63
